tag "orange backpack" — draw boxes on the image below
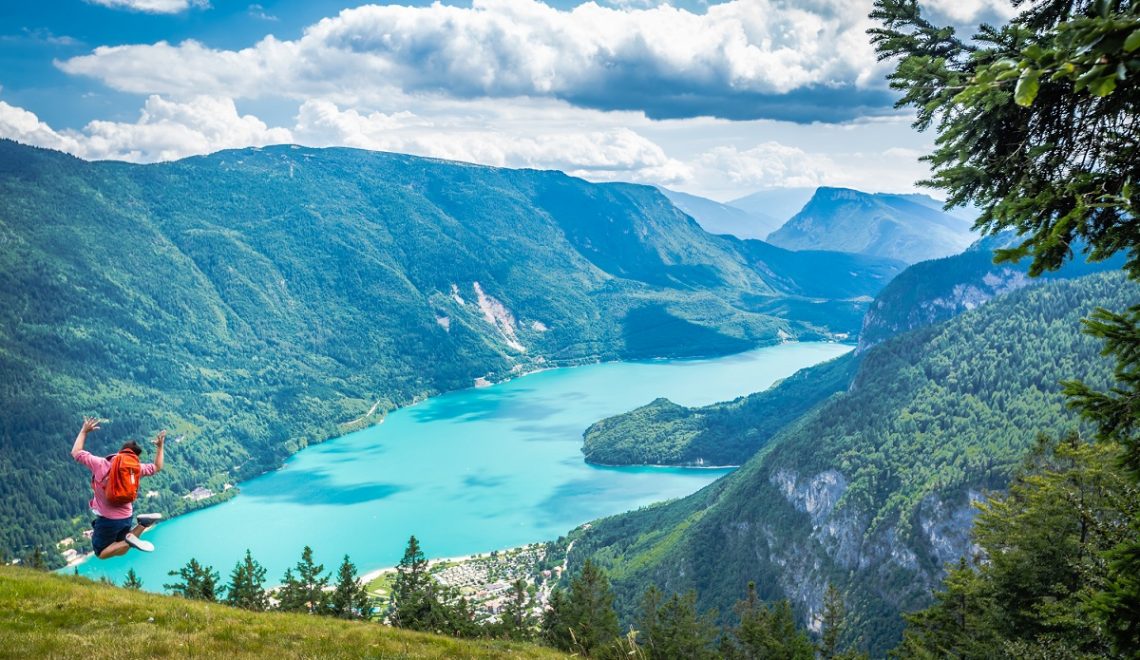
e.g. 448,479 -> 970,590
103,450 -> 142,506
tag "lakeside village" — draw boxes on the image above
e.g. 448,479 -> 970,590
51,528 -> 575,626
363,539 -> 573,623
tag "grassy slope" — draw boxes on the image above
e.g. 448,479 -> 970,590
0,566 -> 562,659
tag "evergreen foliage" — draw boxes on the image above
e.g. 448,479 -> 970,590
123,568 -> 142,591
869,0 -> 1139,278
872,1 -> 1140,654
329,554 -> 372,620
164,558 -> 222,602
723,582 -> 814,660
894,434 -> 1138,657
224,549 -> 269,611
541,559 -> 620,656
637,587 -> 718,660
276,546 -> 329,614
388,536 -> 476,637
497,578 -> 537,641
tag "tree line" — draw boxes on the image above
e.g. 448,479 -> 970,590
78,534 -> 864,658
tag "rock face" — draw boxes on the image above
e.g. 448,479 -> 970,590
764,468 -> 980,635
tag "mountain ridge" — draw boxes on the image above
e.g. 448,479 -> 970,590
766,186 -> 976,263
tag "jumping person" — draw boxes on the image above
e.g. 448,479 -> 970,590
71,417 -> 166,558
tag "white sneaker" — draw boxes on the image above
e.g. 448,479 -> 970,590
124,533 -> 154,552
136,513 -> 163,528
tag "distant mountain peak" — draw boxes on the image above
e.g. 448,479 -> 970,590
765,185 -> 976,263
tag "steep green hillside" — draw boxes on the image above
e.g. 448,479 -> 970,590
0,566 -> 561,658
566,272 -> 1135,655
582,351 -> 859,466
0,140 -> 901,562
858,235 -> 1127,352
580,240 -> 1122,468
766,187 -> 975,263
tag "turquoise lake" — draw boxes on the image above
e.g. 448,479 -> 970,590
76,342 -> 850,589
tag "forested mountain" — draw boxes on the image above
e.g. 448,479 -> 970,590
657,188 -> 783,239
582,351 -> 859,466
858,235 -> 1127,352
583,240 -> 1123,468
0,139 -> 901,562
766,187 -> 975,263
565,272 -> 1135,655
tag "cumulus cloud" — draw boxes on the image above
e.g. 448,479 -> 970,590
0,96 -> 289,162
0,95 -> 686,183
86,0 -> 209,14
294,99 -> 691,183
59,0 -> 901,122
0,101 -> 86,154
696,142 -> 838,189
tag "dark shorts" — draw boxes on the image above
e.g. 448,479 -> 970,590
91,515 -> 133,555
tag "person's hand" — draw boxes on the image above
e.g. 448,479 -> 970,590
154,430 -> 167,447
81,417 -> 101,434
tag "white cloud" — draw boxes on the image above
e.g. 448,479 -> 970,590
59,0 -> 894,121
293,99 -> 691,184
0,96 -> 289,162
696,143 -> 838,189
0,101 -> 86,154
86,0 -> 209,14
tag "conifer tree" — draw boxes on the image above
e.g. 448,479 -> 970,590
329,554 -> 372,619
28,548 -> 45,571
818,584 -> 845,659
638,588 -> 717,660
499,578 -> 536,640
276,546 -> 329,614
164,558 -> 222,602
542,559 -> 619,655
225,549 -> 269,611
728,582 -> 814,660
123,568 -> 143,591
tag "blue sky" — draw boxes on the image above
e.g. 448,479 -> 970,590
0,0 -> 1016,200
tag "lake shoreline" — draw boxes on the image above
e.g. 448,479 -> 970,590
73,340 -> 852,589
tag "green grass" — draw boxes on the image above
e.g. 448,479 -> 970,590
0,567 -> 564,659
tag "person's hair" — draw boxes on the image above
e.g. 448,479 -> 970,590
120,440 -> 143,456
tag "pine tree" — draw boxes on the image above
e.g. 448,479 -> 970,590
385,536 -> 479,636
276,546 -> 329,614
818,584 -> 848,659
639,588 -> 717,660
499,578 -> 536,640
28,547 -> 45,571
164,558 -> 222,602
542,559 -> 619,655
329,554 -> 372,620
225,549 -> 269,611
123,568 -> 143,591
729,582 -> 814,660
389,535 -> 428,627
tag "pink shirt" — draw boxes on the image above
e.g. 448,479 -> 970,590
74,450 -> 157,519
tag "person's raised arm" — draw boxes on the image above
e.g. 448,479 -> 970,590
152,430 -> 166,472
71,417 -> 100,458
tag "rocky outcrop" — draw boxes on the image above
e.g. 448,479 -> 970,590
764,468 -> 982,634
